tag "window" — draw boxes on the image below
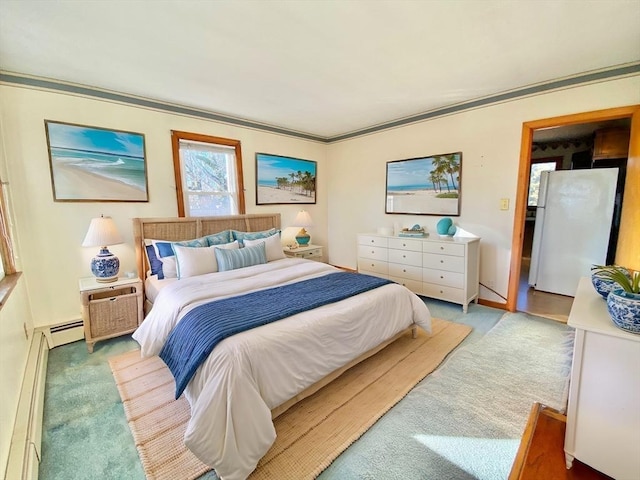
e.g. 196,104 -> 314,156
171,131 -> 245,217
527,157 -> 562,207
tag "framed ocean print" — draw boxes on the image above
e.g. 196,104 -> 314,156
385,152 -> 462,215
45,120 -> 149,202
255,152 -> 317,205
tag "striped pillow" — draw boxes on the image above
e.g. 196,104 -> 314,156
215,242 -> 267,272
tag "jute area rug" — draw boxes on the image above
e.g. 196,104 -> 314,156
109,318 -> 471,480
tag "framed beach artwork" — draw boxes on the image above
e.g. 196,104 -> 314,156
385,152 -> 462,215
255,152 -> 317,205
45,120 -> 149,202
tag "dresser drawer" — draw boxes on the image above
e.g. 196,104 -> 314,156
358,235 -> 389,248
423,253 -> 465,273
358,258 -> 389,275
423,269 -> 464,288
388,276 -> 422,293
389,263 -> 423,281
423,282 -> 464,304
358,245 -> 388,261
388,238 -> 423,252
388,248 -> 422,266
423,242 -> 465,257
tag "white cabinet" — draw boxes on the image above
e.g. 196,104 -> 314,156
564,277 -> 640,479
357,233 -> 480,312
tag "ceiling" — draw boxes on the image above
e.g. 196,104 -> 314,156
1,1 -> 639,140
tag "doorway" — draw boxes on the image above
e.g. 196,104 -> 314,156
507,105 -> 640,320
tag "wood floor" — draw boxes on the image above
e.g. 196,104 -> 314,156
510,403 -> 613,480
518,257 -> 574,323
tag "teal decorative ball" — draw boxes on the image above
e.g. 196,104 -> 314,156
436,217 -> 453,236
447,225 -> 457,236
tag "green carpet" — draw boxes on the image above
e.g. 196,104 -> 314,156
39,300 -> 572,480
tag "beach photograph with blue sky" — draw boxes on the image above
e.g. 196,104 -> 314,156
386,152 -> 461,215
45,121 -> 148,201
256,153 -> 316,204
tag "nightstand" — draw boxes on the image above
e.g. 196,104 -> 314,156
283,244 -> 324,261
79,276 -> 143,353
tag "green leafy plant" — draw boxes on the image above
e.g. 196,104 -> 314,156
591,265 -> 640,294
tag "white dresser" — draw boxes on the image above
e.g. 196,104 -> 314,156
357,233 -> 480,312
564,277 -> 640,479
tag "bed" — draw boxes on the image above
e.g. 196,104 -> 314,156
131,214 -> 432,480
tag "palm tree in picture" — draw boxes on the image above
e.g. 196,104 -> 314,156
443,154 -> 460,191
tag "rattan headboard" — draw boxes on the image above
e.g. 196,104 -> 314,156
132,213 -> 281,284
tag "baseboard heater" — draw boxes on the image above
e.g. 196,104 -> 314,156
5,330 -> 48,480
43,320 -> 84,348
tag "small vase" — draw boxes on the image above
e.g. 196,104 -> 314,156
606,288 -> 640,334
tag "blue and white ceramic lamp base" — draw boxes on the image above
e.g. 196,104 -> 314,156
91,247 -> 120,283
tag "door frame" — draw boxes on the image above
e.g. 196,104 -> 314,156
506,105 -> 640,312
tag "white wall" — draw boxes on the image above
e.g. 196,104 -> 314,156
0,86 -> 327,328
326,76 -> 640,303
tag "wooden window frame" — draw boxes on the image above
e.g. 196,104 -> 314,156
0,180 -> 20,311
170,131 -> 246,217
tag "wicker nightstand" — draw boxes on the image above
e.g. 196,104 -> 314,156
79,277 -> 143,353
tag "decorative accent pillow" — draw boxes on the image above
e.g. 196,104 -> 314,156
144,244 -> 165,279
173,241 -> 240,279
244,233 -> 285,262
215,242 -> 267,272
203,230 -> 232,246
150,237 -> 208,279
231,228 -> 278,246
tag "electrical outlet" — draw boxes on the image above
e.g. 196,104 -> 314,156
500,198 -> 509,210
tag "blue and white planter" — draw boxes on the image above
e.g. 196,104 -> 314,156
91,247 -> 120,282
607,289 -> 640,334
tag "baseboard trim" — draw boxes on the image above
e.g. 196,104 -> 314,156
5,330 -> 48,480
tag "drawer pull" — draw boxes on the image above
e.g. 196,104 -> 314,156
440,275 -> 444,279
110,297 -> 117,302
403,269 -> 407,273
371,239 -> 374,243
440,260 -> 444,263
402,243 -> 406,247
440,246 -> 444,250
371,263 -> 374,267
402,254 -> 406,258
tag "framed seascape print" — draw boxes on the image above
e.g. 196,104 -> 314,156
45,120 -> 149,202
255,152 -> 317,205
385,152 -> 462,215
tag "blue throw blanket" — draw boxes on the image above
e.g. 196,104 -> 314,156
160,271 -> 392,398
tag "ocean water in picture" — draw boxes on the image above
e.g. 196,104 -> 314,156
46,122 -> 148,200
50,148 -> 146,191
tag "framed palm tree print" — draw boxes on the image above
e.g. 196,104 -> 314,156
385,152 -> 462,215
255,153 -> 317,205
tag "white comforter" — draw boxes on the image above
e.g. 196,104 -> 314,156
133,258 -> 432,480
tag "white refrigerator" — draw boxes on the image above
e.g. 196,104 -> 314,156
528,168 -> 619,297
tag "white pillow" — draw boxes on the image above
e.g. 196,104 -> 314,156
244,233 -> 285,262
173,241 -> 239,279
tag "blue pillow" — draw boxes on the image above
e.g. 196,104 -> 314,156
145,244 -> 165,279
203,230 -> 232,246
231,228 -> 278,246
214,243 -> 267,272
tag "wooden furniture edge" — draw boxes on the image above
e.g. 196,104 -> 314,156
509,402 -> 543,480
271,324 -> 418,419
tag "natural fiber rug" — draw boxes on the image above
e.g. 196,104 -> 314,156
109,318 -> 471,480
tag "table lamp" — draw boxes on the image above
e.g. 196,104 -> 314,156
294,210 -> 313,246
82,215 -> 123,282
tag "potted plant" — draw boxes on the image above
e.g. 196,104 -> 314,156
591,265 -> 640,334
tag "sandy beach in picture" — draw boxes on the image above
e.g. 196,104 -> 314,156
257,185 -> 315,204
386,188 -> 459,214
52,161 -> 147,201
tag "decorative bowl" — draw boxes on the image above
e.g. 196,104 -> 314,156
606,289 -> 640,334
591,267 -> 631,299
591,274 -> 618,299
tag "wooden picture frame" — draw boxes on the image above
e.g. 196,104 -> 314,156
255,152 -> 317,205
45,120 -> 149,202
385,152 -> 462,215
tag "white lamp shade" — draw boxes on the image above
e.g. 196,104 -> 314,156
82,216 -> 123,247
294,210 -> 313,227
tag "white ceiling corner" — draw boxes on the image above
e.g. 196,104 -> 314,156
0,0 -> 639,139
